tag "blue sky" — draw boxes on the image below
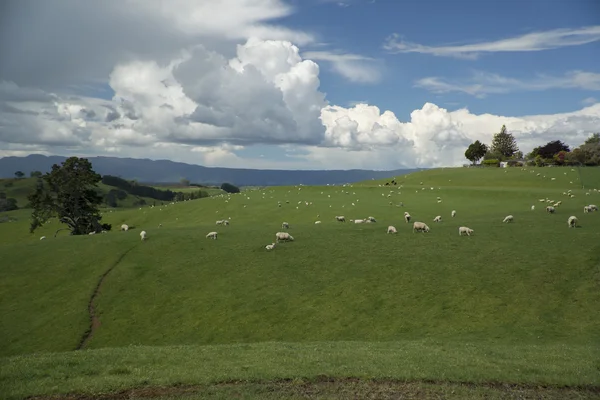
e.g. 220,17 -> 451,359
0,0 -> 599,169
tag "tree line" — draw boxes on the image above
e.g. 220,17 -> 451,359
465,126 -> 600,167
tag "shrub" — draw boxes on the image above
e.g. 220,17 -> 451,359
221,182 -> 240,193
482,159 -> 500,167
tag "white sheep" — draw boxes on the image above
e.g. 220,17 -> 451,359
140,230 -> 147,241
265,242 -> 276,250
451,210 -> 456,218
206,231 -> 218,240
404,213 -> 411,223
433,216 -> 442,222
367,216 -> 377,222
121,224 -> 129,231
40,236 -> 46,240
567,216 -> 578,228
275,232 -> 294,242
387,225 -> 397,234
589,204 -> 598,211
459,226 -> 474,236
531,205 -> 535,211
353,219 -> 365,224
282,222 -> 289,229
546,206 -> 556,214
335,216 -> 346,222
412,221 -> 430,233
584,206 -> 590,213
502,215 -> 514,223
315,221 -> 322,224
89,231 -> 96,235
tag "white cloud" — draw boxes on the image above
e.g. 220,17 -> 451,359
302,51 -> 383,83
383,25 -> 600,59
416,71 -> 600,98
582,97 -> 598,105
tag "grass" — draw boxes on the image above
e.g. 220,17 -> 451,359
1,166 -> 599,398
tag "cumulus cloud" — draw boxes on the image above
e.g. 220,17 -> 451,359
415,70 -> 600,98
383,25 -> 600,59
582,97 -> 598,106
302,51 -> 383,83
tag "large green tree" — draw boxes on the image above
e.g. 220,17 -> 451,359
490,125 -> 519,159
531,140 -> 570,159
28,157 -> 104,236
464,140 -> 488,164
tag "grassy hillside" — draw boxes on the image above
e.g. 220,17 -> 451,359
1,166 -> 599,398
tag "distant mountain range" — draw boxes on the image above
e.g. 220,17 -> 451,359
0,154 -> 419,186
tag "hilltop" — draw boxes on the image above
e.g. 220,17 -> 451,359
0,154 -> 419,186
1,166 -> 599,399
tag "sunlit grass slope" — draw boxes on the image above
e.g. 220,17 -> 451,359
0,166 -> 599,397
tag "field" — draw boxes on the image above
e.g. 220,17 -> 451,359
1,166 -> 599,399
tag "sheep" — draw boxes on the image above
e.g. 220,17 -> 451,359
451,210 -> 456,218
121,224 -> 129,231
412,221 -> 430,233
40,236 -> 46,240
140,230 -> 147,241
315,221 -> 322,224
265,242 -> 276,250
567,216 -> 578,228
584,206 -> 591,213
158,223 -> 162,228
589,204 -> 598,211
206,231 -> 218,240
502,215 -> 514,223
404,213 -> 411,223
275,232 -> 294,242
531,205 -> 535,211
353,219 -> 365,224
387,225 -> 397,234
459,226 -> 474,236
216,220 -> 224,225
367,216 -> 377,222
282,222 -> 289,229
335,216 -> 346,222
546,206 -> 556,214
433,216 -> 442,223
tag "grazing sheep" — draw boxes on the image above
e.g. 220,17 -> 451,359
335,216 -> 346,222
412,221 -> 430,233
275,232 -> 294,242
568,216 -> 578,228
387,225 -> 397,234
265,242 -> 276,250
433,216 -> 442,222
88,231 -> 96,235
404,213 -> 411,223
206,231 -> 218,240
584,206 -> 591,213
451,210 -> 456,217
353,219 -> 365,224
121,224 -> 129,231
589,204 -> 598,211
281,222 -> 289,229
459,226 -> 474,236
546,206 -> 556,214
502,215 -> 514,223
158,223 -> 162,228
367,216 -> 377,222
140,231 -> 147,241
531,205 -> 535,211
40,236 -> 46,240
216,220 -> 224,225
315,221 -> 322,224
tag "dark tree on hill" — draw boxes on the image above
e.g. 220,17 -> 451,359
464,140 -> 488,164
532,140 -> 570,159
14,171 -> 24,179
490,125 -> 519,159
221,182 -> 240,193
30,170 -> 43,178
28,157 -> 104,236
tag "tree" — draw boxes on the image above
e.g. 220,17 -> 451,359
464,140 -> 488,164
533,140 -> 570,159
221,182 -> 240,193
30,171 -> 43,178
14,171 -> 24,179
584,133 -> 600,145
28,157 -> 104,236
0,196 -> 18,212
490,125 -> 519,159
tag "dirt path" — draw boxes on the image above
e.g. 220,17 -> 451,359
27,378 -> 600,400
76,245 -> 139,350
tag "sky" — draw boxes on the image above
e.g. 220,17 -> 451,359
0,0 -> 599,170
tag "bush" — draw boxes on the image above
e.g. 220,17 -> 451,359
482,159 -> 500,167
221,182 -> 240,193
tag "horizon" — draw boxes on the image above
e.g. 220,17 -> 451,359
0,0 -> 599,170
